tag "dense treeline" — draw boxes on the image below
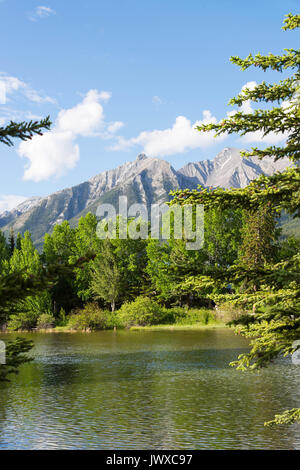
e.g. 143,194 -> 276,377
0,207 -> 298,331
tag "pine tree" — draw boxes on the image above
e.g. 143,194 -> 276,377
170,13 -> 300,425
0,116 -> 51,381
8,227 -> 15,257
16,232 -> 22,251
0,230 -> 9,269
91,240 -> 122,312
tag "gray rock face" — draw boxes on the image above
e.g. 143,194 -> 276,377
178,147 -> 292,188
0,148 -> 292,245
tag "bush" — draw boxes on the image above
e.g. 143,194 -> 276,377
8,310 -> 39,331
165,307 -> 216,325
36,313 -> 55,330
67,303 -> 111,330
7,292 -> 54,331
104,311 -> 125,329
118,296 -> 165,327
56,307 -> 68,327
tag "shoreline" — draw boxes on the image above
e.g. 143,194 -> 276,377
0,322 -> 227,334
129,322 -> 227,331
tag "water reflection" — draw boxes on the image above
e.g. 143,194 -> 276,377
0,329 -> 299,449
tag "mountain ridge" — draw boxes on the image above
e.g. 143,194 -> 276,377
0,147 -> 293,246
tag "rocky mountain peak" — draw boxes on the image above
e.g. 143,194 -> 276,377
0,148 -> 292,246
136,153 -> 148,162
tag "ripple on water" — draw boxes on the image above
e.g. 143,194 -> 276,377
0,330 -> 299,449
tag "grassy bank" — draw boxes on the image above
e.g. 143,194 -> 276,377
4,322 -> 227,334
130,322 -> 226,331
4,297 -> 244,333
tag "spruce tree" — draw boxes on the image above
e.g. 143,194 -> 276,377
91,240 -> 121,312
8,227 -> 15,257
171,13 -> 300,425
0,116 -> 51,381
16,232 -> 22,251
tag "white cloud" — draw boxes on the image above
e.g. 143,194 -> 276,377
0,73 -> 56,105
239,81 -> 257,114
19,130 -> 79,181
57,90 -> 105,136
0,195 -> 27,214
29,6 -> 56,21
110,111 -> 226,157
241,130 -> 288,145
106,121 -> 124,134
18,89 -> 122,181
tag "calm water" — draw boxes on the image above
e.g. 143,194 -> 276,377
0,328 -> 299,450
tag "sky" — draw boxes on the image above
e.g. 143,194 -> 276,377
0,0 -> 298,212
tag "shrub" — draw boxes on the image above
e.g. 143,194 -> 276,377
67,303 -> 110,330
166,307 -> 216,325
118,296 -> 165,327
7,292 -> 53,331
104,311 -> 125,329
56,307 -> 68,327
8,310 -> 39,331
37,313 -> 55,330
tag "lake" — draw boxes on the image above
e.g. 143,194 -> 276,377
0,328 -> 299,449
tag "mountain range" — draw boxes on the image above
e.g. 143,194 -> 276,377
0,147 -> 293,247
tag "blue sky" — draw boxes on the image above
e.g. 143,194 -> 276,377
0,0 -> 298,211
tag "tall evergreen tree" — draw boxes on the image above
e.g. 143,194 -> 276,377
0,230 -> 9,269
239,206 -> 277,270
91,240 -> 122,312
16,232 -> 22,251
8,227 -> 15,257
0,116 -> 51,381
170,13 -> 300,425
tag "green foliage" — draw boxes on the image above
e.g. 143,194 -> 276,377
36,313 -> 55,330
229,301 -> 300,370
146,238 -> 208,303
0,337 -> 33,382
90,221 -> 149,310
239,206 -> 279,271
91,240 -> 122,311
171,168 -> 300,219
43,221 -> 76,264
10,231 -> 42,276
170,14 -> 300,425
0,230 -> 9,269
8,227 -> 14,257
43,221 -> 79,313
6,290 -> 52,330
56,307 -> 67,326
118,296 -> 165,327
8,310 -> 39,331
264,408 -> 300,427
111,226 -> 149,300
166,307 -> 216,325
0,116 -> 51,146
146,208 -> 242,304
205,208 -> 243,266
70,213 -> 102,301
67,303 -> 111,330
0,115 -> 52,381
